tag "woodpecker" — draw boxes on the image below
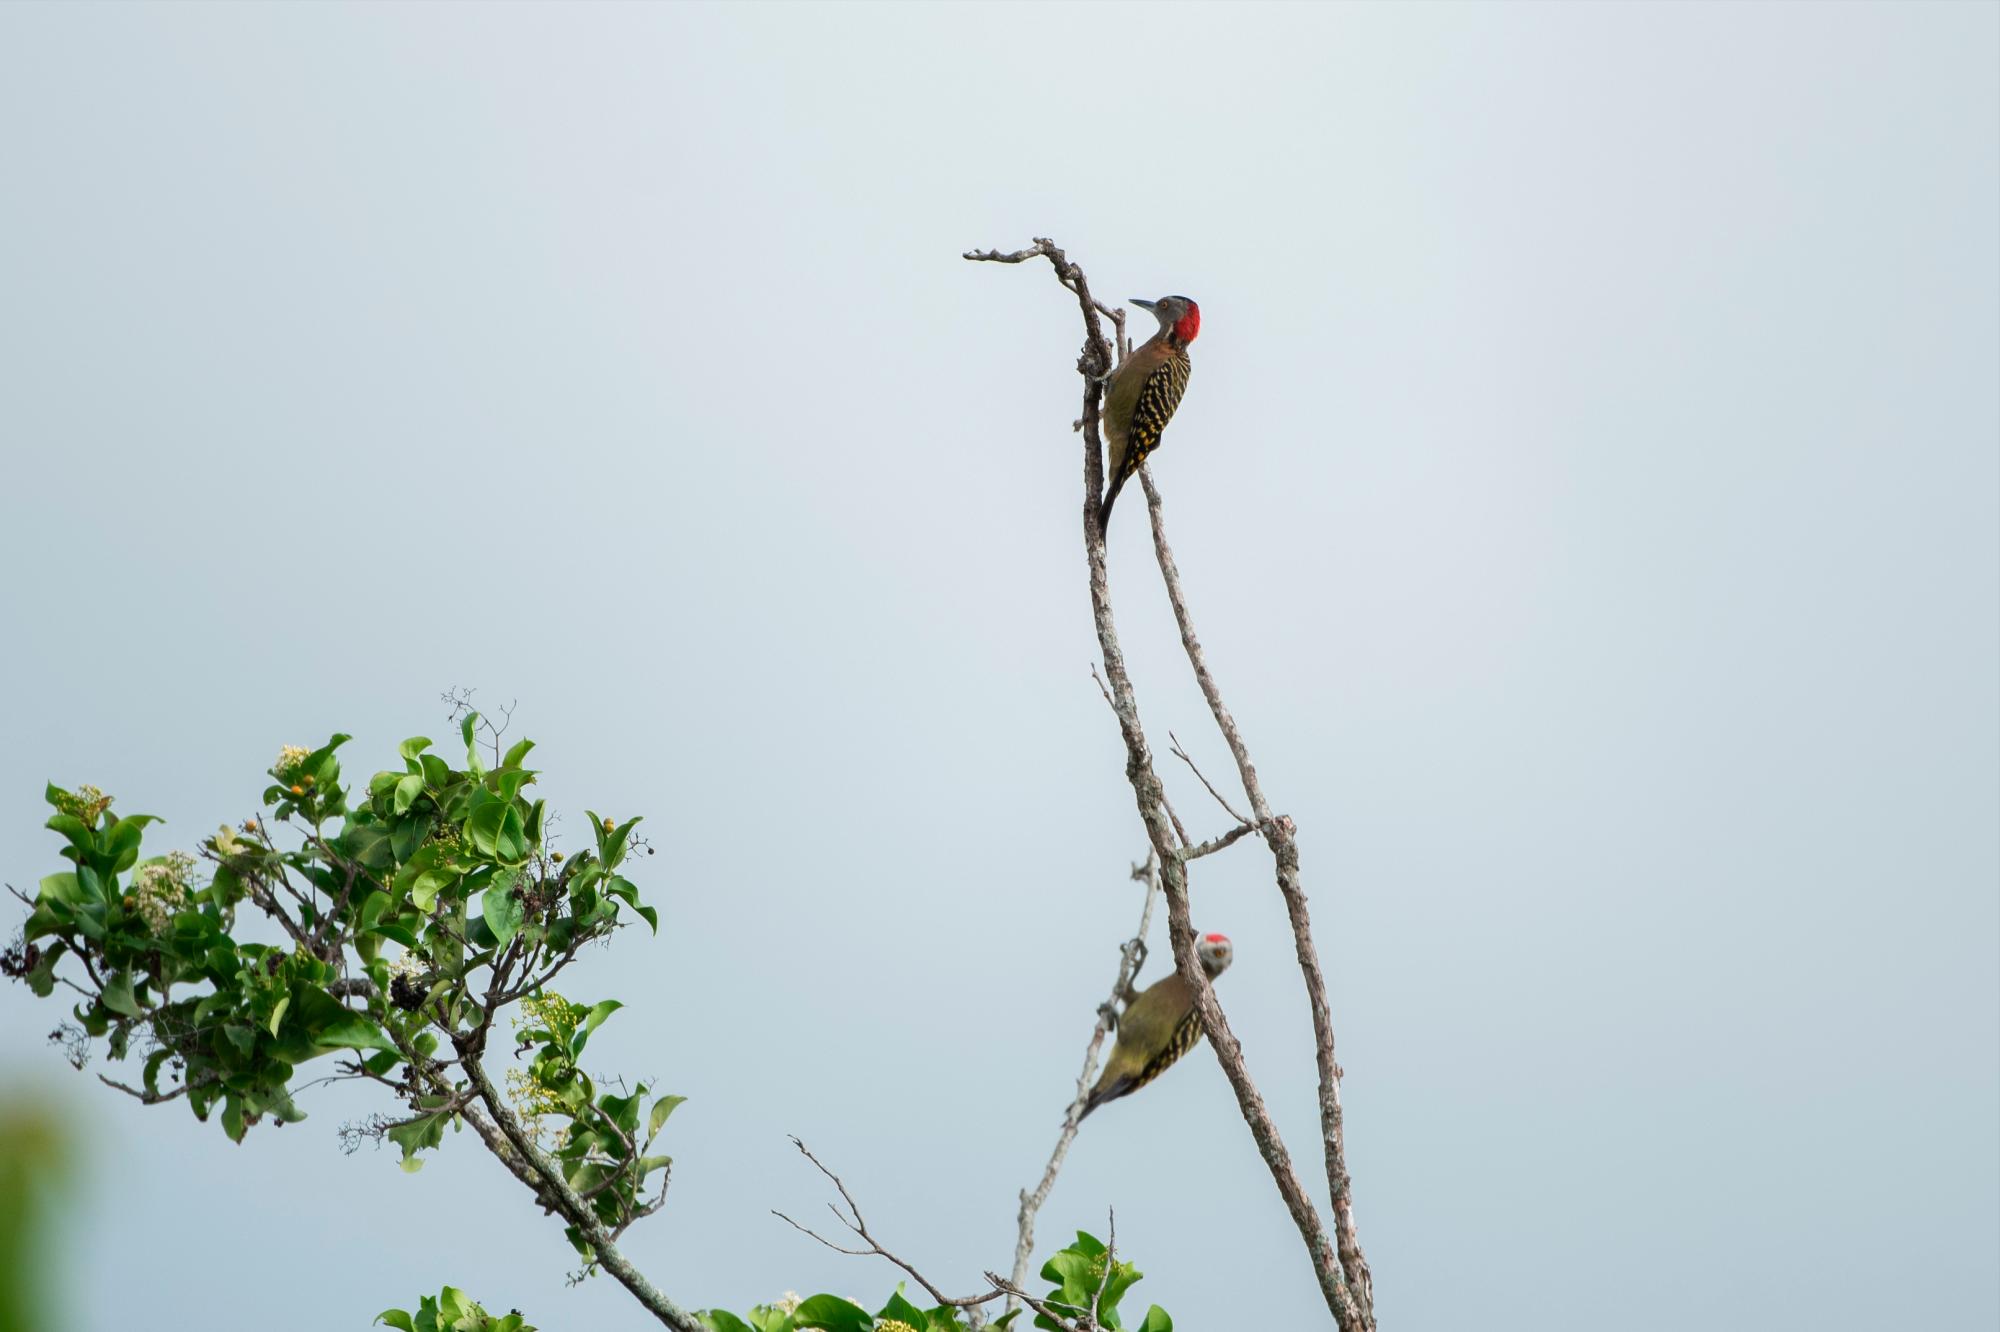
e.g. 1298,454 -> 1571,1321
1078,931 -> 1233,1120
1100,294 -> 1201,532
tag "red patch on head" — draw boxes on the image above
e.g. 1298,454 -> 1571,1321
1175,301 -> 1201,343
1202,932 -> 1229,944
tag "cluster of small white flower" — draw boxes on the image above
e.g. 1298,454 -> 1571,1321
772,1293 -> 803,1316
503,1066 -> 566,1145
129,850 -> 198,932
274,744 -> 313,774
386,951 -> 426,983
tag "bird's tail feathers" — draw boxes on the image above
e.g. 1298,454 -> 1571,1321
1075,1074 -> 1132,1125
1099,469 -> 1129,534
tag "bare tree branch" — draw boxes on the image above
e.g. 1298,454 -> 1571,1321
774,1137 -> 1004,1310
1169,731 -> 1253,830
1008,854 -> 1161,1301
968,237 -> 1375,1329
1176,823 -> 1260,862
985,1273 -> 1083,1332
1089,1210 -> 1117,1329
1138,463 -> 1375,1319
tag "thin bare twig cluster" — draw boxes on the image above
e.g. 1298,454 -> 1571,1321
777,1135 -> 1129,1332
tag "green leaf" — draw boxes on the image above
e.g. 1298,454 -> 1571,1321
44,813 -> 96,862
571,999 -> 621,1056
369,922 -> 421,949
419,753 -> 452,789
394,772 -> 424,815
374,1314 -> 416,1332
878,1292 -> 929,1328
399,736 -> 433,763
221,1093 -> 246,1143
101,815 -> 158,873
387,1110 -> 447,1169
699,1314 -> 755,1332
793,1296 -> 872,1332
309,733 -> 350,783
466,802 -> 529,865
390,814 -> 434,864
647,1093 -> 686,1140
409,869 -> 448,914
502,737 -> 535,769
1137,1306 -> 1172,1332
315,1011 -> 395,1052
38,871 -> 86,906
101,969 -> 140,1017
603,816 -> 640,870
481,879 -> 525,947
603,875 -> 657,933
462,712 -> 486,778
266,995 -> 290,1037
343,822 -> 396,873
24,941 -> 64,996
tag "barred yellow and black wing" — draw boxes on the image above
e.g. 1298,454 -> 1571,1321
1101,350 -> 1192,530
1125,351 -> 1192,474
1130,1010 -> 1205,1094
1077,1008 -> 1206,1119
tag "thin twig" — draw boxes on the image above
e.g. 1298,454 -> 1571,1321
1008,853 -> 1160,1301
98,1073 -> 195,1104
775,1137 -> 1002,1309
1139,463 -> 1376,1322
1176,822 -> 1260,862
984,1273 -> 1081,1332
1089,1209 -> 1117,1329
1169,731 -> 1253,829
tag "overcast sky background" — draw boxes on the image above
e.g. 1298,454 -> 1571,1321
1,4 -> 1995,1329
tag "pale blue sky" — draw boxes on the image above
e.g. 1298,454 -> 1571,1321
2,4 -> 1995,1329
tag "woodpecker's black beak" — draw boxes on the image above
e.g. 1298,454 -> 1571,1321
1130,297 -> 1157,311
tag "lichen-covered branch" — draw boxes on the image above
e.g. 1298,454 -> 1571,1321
1008,853 -> 1161,1300
1138,466 -> 1374,1320
966,238 -> 1374,1328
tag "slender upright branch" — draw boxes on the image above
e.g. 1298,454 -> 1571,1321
1139,465 -> 1374,1320
966,238 -> 1370,1328
1009,854 -> 1161,1300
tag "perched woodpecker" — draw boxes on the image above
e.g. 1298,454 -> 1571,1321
1078,932 -> 1233,1120
1100,294 -> 1201,532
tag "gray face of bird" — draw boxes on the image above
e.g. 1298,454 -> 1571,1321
1131,295 -> 1191,332
1196,932 -> 1234,977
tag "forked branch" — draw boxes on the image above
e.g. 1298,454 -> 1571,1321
966,239 -> 1375,1329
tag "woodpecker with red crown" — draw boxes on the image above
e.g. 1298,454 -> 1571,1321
1077,931 -> 1233,1120
1099,294 -> 1201,532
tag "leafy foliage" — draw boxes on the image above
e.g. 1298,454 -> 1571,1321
11,714 -> 662,1183
8,709 -> 1179,1332
1033,1233 -> 1170,1332
377,1286 -> 535,1332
